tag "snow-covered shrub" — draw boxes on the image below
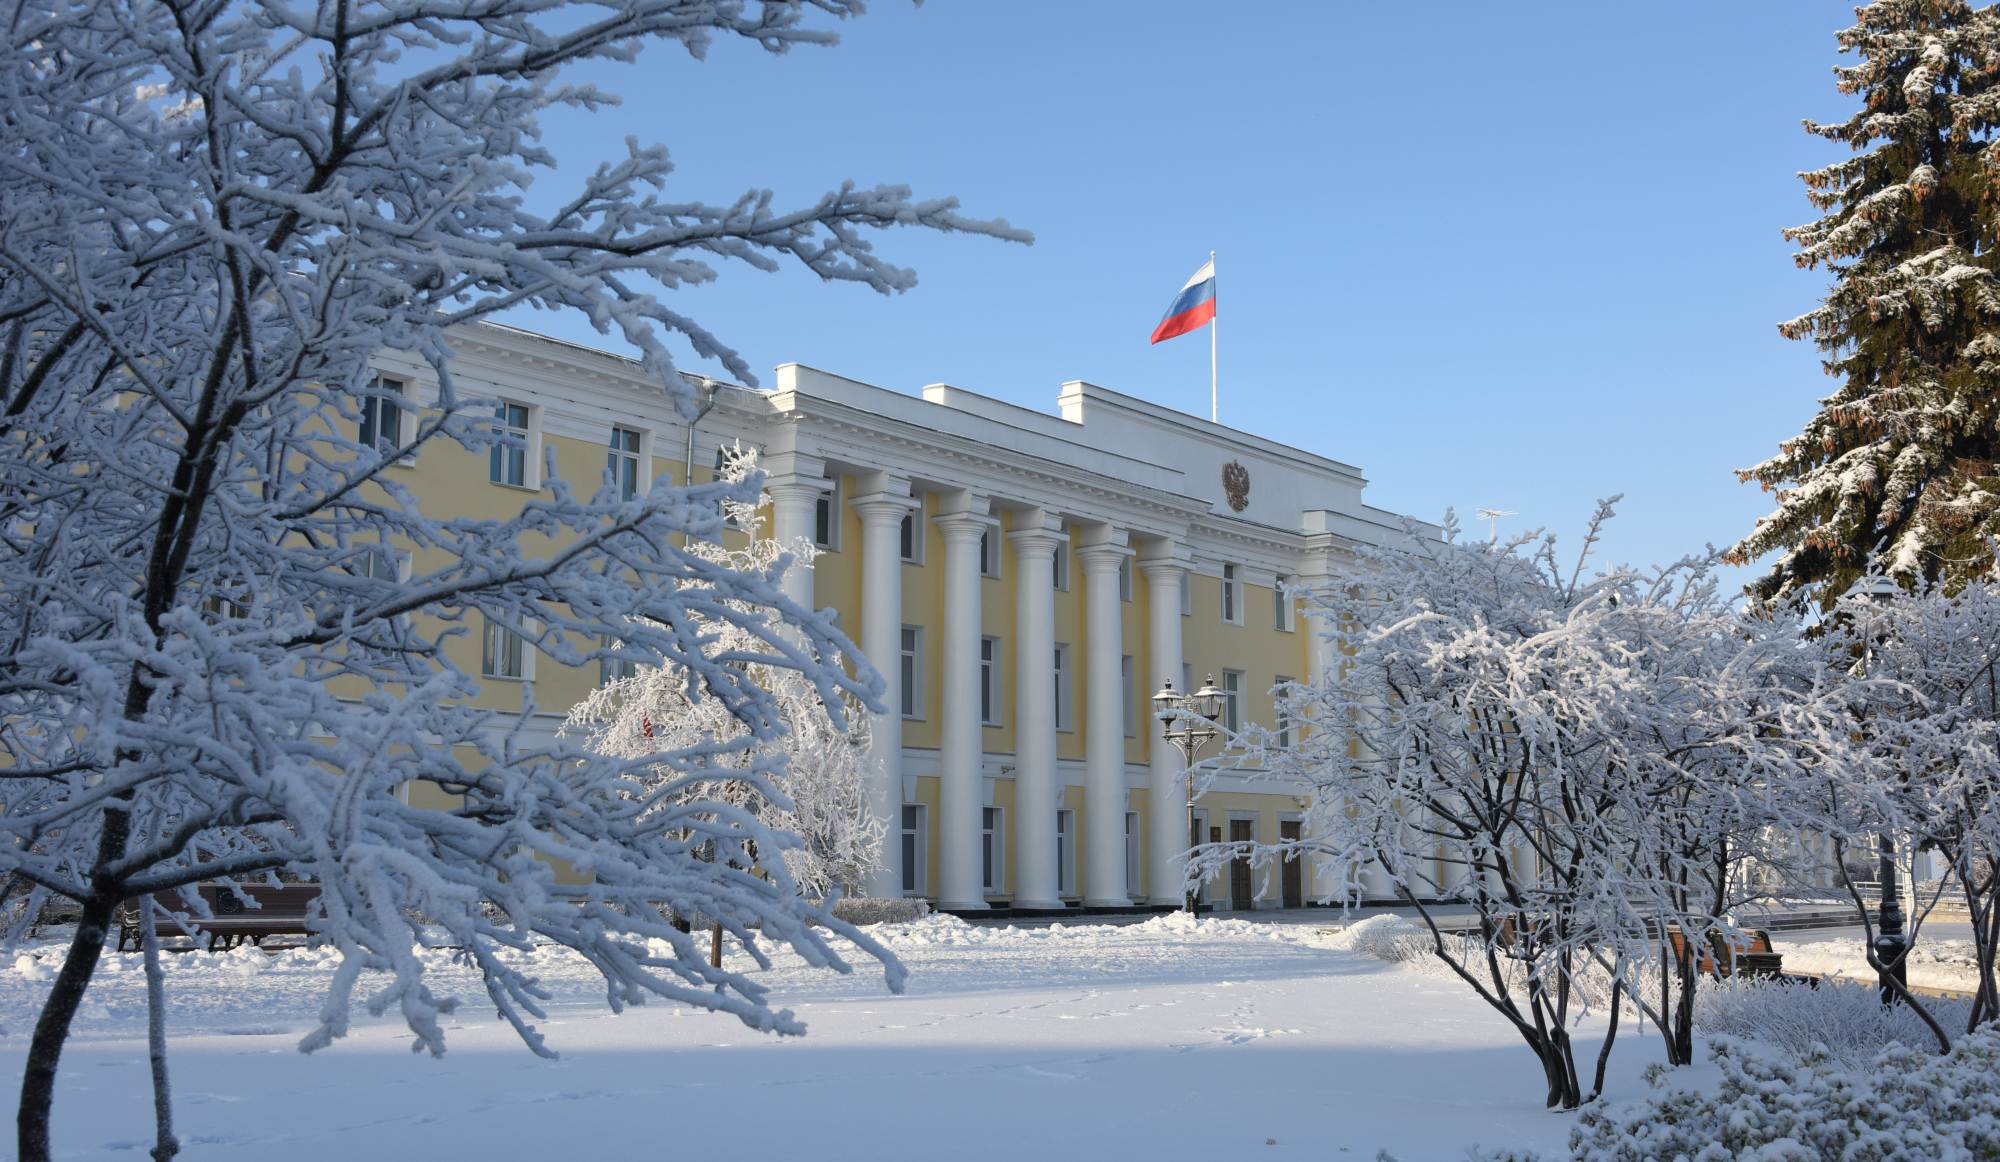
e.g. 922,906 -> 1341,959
1490,1029 -> 2000,1161
1337,914 -> 1431,964
829,898 -> 931,927
1696,974 -> 1973,1068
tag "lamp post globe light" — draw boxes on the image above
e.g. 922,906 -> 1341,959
1154,675 -> 1227,915
1858,574 -> 1910,1005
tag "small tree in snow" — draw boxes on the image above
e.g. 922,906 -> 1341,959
1227,504 -> 1857,1107
0,2 -> 1024,1158
564,446 -> 886,902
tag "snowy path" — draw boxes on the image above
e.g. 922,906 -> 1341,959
0,916 -> 1649,1160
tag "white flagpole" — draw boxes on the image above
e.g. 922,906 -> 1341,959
1209,249 -> 1218,424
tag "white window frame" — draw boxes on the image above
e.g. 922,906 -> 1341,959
978,526 -> 1000,579
901,804 -> 928,897
1056,809 -> 1076,897
1274,675 -> 1295,749
1274,573 -> 1295,632
607,425 -> 647,502
899,510 -> 924,564
1054,643 -> 1073,732
352,543 -> 407,583
1121,654 -> 1136,738
360,375 -> 405,459
489,400 -> 538,489
980,636 -> 1002,726
1125,811 -> 1143,899
1052,541 -> 1069,591
482,614 -> 532,681
1180,571 -> 1193,617
1221,563 -> 1242,625
814,477 -> 842,552
1222,669 -> 1243,733
900,625 -> 924,720
982,806 -> 1005,895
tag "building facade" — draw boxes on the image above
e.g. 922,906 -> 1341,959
372,323 -> 1433,911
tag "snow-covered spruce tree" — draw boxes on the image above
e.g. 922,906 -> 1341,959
1224,504 -> 1855,1108
0,2 -> 1025,1158
564,446 -> 885,902
1729,1 -> 2000,607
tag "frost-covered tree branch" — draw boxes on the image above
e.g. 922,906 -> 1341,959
0,2 -> 1026,1157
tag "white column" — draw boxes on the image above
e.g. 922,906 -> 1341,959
1076,533 -> 1132,907
933,498 -> 994,911
1139,554 -> 1189,906
1009,513 -> 1066,909
765,474 -> 829,611
850,483 -> 919,900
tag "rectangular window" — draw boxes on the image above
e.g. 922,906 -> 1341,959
1056,644 -> 1072,724
1121,654 -> 1136,738
1118,557 -> 1132,602
1274,675 -> 1295,749
1180,571 -> 1193,617
352,544 -> 402,582
482,615 -> 527,680
1221,563 -> 1241,624
1274,574 -> 1295,632
900,626 -> 923,719
1053,542 -> 1069,591
901,804 -> 928,896
601,637 -> 639,686
1125,811 -> 1143,899
980,636 -> 1002,726
982,806 -> 1004,894
814,477 -> 840,551
900,511 -> 923,564
489,401 -> 531,487
1222,669 -> 1244,733
360,376 -> 404,456
1056,809 -> 1076,896
979,527 -> 1000,579
607,426 -> 643,501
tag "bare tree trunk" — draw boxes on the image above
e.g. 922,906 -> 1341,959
1590,978 -> 1623,1102
141,903 -> 179,1162
17,890 -> 116,1162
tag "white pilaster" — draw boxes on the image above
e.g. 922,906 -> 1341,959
934,496 -> 995,911
1076,531 -> 1133,907
764,472 -> 830,612
850,481 -> 919,900
1009,512 -> 1066,909
1139,552 -> 1190,906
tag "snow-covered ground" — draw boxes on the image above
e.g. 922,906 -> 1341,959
0,914 -> 1665,1160
1774,921 -> 1986,993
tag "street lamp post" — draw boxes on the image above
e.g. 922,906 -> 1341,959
1859,576 -> 1910,1004
1153,675 -> 1226,915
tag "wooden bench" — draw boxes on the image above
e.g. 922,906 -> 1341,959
116,884 -> 321,952
1665,925 -> 1784,979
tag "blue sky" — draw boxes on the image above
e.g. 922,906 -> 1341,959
514,1 -> 1856,587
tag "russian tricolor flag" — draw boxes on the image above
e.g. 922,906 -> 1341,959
1150,258 -> 1216,345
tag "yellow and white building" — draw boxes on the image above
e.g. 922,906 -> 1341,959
371,322 -> 1432,914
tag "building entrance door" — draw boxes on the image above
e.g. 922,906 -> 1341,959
1280,820 -> 1303,908
1229,819 -> 1254,910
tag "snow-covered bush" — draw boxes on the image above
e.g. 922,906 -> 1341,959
1696,975 -> 1972,1069
1480,1028 -> 2000,1162
566,447 -> 886,901
1336,915 -> 1431,964
830,898 -> 932,927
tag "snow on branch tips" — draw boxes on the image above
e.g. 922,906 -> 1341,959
1219,504 -> 1875,1109
0,2 -> 1023,1158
